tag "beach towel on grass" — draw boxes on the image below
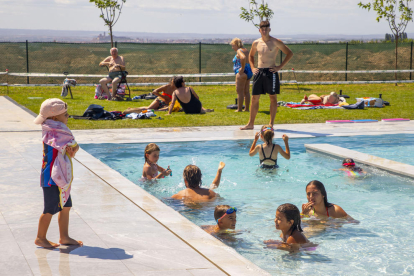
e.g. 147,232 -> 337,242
42,119 -> 77,208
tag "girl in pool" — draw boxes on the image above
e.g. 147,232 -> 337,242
264,203 -> 309,251
301,180 -> 356,221
249,125 -> 290,169
337,158 -> 366,175
142,143 -> 172,180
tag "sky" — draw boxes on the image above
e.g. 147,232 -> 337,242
1,0 -> 414,36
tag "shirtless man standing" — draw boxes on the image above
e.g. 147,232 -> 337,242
99,48 -> 126,100
241,21 -> 293,130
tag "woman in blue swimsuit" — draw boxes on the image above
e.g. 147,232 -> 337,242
231,38 -> 253,112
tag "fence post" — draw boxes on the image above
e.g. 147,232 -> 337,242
345,42 -> 348,81
115,41 -> 117,48
199,42 -> 201,82
410,41 -> 413,80
26,40 -> 29,84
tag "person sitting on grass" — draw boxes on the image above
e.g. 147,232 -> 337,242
201,205 -> 237,234
123,78 -> 176,114
167,76 -> 213,115
171,162 -> 225,202
98,47 -> 126,101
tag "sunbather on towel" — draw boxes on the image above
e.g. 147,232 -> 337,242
300,92 -> 340,105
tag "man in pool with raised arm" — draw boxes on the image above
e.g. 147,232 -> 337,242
240,21 -> 293,130
171,162 -> 225,202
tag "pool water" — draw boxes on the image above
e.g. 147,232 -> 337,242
82,134 -> 414,275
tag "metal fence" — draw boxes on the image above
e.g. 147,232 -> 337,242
1,41 -> 413,85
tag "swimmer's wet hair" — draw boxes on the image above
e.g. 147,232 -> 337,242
342,158 -> 355,166
230,38 -> 243,48
261,125 -> 274,144
214,205 -> 231,221
277,203 -> 303,235
173,76 -> 184,88
183,165 -> 202,188
306,180 -> 333,208
260,20 -> 270,28
144,143 -> 160,163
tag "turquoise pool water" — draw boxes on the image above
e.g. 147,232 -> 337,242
82,134 -> 414,275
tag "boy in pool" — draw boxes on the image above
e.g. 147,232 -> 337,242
171,162 -> 225,202
201,205 -> 237,234
264,203 -> 309,252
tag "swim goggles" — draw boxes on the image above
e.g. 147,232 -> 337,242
343,162 -> 355,166
216,207 -> 237,223
261,127 -> 274,133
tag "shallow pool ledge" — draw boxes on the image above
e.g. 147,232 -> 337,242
305,144 -> 414,179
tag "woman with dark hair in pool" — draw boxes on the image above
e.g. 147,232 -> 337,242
302,180 -> 356,221
167,76 -> 213,115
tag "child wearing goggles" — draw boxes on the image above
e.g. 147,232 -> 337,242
201,205 -> 237,234
337,158 -> 366,176
249,125 -> 290,169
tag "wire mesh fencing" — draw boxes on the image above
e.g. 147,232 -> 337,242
0,41 -> 413,85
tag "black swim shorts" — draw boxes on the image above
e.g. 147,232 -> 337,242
252,68 -> 280,95
42,185 -> 72,215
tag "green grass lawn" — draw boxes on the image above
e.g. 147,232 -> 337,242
1,84 -> 413,130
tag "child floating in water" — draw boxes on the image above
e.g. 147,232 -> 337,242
142,143 -> 172,180
264,203 -> 308,251
249,125 -> 290,169
337,158 -> 366,176
201,205 -> 237,234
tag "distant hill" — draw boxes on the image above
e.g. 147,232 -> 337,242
0,28 -> 410,43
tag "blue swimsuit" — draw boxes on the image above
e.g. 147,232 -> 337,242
233,52 -> 253,80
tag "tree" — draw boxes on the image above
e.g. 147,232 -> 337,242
358,0 -> 413,84
240,0 -> 274,28
90,0 -> 126,47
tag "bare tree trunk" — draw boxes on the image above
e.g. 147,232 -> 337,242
395,34 -> 399,86
109,24 -> 114,48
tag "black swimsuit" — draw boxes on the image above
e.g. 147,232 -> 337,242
260,144 -> 278,169
176,88 -> 202,114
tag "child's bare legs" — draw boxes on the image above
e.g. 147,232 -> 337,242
35,213 -> 60,248
58,207 -> 83,246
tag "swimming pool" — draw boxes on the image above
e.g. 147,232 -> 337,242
82,134 -> 414,275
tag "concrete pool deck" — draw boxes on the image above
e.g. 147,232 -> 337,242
1,95 -> 414,276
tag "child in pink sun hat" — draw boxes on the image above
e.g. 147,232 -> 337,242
34,98 -> 83,248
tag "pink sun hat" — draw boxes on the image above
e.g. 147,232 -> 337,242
34,98 -> 68,124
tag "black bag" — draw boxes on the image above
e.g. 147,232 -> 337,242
82,104 -> 104,119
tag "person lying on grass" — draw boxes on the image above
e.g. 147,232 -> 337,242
123,78 -> 176,114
